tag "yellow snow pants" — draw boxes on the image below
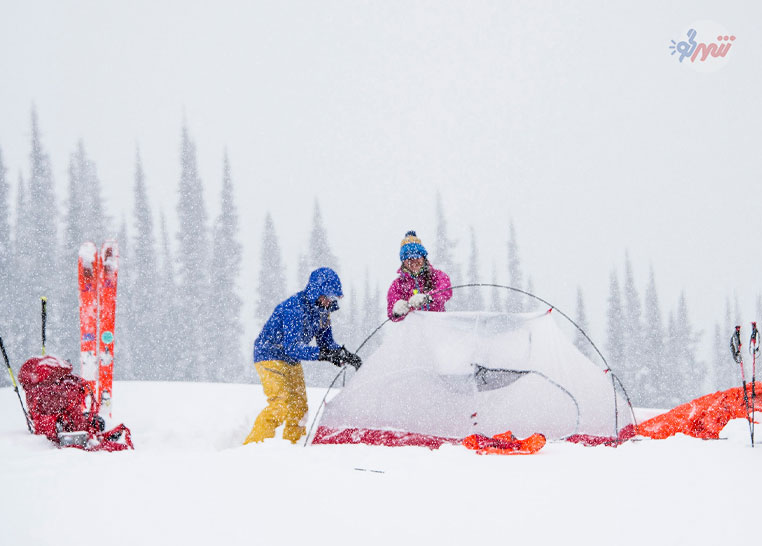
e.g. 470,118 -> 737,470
244,360 -> 308,445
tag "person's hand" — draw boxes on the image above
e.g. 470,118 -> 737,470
318,346 -> 363,370
392,299 -> 410,317
408,293 -> 432,309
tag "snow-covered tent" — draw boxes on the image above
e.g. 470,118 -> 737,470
312,310 -> 635,447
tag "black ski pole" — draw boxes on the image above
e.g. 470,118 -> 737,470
0,335 -> 33,433
750,322 -> 759,447
41,296 -> 47,356
731,325 -> 754,444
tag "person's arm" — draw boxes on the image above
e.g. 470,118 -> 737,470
316,322 -> 340,352
387,280 -> 409,321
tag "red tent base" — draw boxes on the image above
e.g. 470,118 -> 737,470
312,426 -> 460,449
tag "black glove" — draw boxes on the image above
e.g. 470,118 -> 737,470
318,346 -> 363,370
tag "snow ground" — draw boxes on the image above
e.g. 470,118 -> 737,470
1,381 -> 760,546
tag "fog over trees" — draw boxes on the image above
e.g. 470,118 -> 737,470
0,110 -> 746,407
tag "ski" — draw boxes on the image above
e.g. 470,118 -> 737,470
750,322 -> 758,447
730,325 -> 754,445
97,241 -> 118,420
78,242 -> 100,412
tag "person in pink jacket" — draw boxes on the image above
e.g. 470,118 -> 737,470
387,231 -> 453,321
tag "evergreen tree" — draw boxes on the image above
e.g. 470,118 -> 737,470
14,110 -> 58,358
155,212 -> 178,380
174,126 -> 211,381
642,266 -> 666,406
255,212 -> 286,329
308,200 -> 338,272
126,150 -> 160,380
73,141 -> 109,242
114,218 -> 133,379
673,291 -> 701,403
11,172 -> 35,359
505,220 -> 525,312
662,310 -> 680,406
605,269 -> 625,381
464,226 -> 484,311
296,252 -> 309,293
209,154 -> 244,382
302,199 -> 342,386
489,263 -> 503,312
574,287 -> 595,361
57,143 -> 90,359
622,253 -> 645,404
434,192 -> 460,308
0,148 -> 10,386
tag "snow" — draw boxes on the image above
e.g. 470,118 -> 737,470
1,381 -> 760,546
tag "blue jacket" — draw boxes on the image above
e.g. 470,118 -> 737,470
254,268 -> 343,365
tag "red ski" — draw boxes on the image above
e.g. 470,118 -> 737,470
97,241 -> 118,420
78,242 -> 99,412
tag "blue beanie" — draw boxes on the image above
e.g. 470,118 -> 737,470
399,231 -> 428,262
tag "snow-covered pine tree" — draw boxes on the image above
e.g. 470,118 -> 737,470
17,109 -> 58,357
174,126 -> 211,381
434,192 -> 460,309
125,150 -> 160,381
641,266 -> 666,407
505,220 -> 525,313
673,291 -> 701,403
303,199 -> 341,386
73,141 -> 109,243
346,283 -> 359,350
489,263 -> 503,312
711,323 -> 725,391
296,252 -> 309,293
361,269 -> 376,352
255,212 -> 286,330
115,217 -> 134,379
605,269 -> 626,383
0,148 -> 10,386
622,253 -> 645,405
573,287 -> 595,361
57,146 -> 86,359
464,226 -> 484,312
209,153 -> 244,382
155,212 -> 178,380
308,200 -> 338,272
10,172 -> 35,359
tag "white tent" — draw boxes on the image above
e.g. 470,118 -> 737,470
313,310 -> 634,446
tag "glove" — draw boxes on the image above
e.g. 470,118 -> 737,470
408,293 -> 432,309
318,346 -> 363,370
392,299 -> 410,317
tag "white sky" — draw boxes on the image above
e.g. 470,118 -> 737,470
1,1 -> 761,354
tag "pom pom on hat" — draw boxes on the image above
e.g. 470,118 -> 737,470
399,230 -> 428,261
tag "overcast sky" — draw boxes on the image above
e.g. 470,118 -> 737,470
1,1 -> 761,354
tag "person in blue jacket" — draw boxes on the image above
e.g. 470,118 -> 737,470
244,267 -> 362,445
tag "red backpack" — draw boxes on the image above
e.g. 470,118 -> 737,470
18,355 -> 133,451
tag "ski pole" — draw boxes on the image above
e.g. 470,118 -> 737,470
0,335 -> 33,433
751,322 -> 759,447
731,326 -> 754,444
41,296 -> 47,356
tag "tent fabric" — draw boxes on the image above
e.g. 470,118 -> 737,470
636,384 -> 762,440
313,310 -> 633,446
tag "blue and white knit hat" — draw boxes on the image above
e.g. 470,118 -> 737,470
399,231 -> 428,261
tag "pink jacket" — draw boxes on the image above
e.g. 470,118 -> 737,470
386,265 -> 452,321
